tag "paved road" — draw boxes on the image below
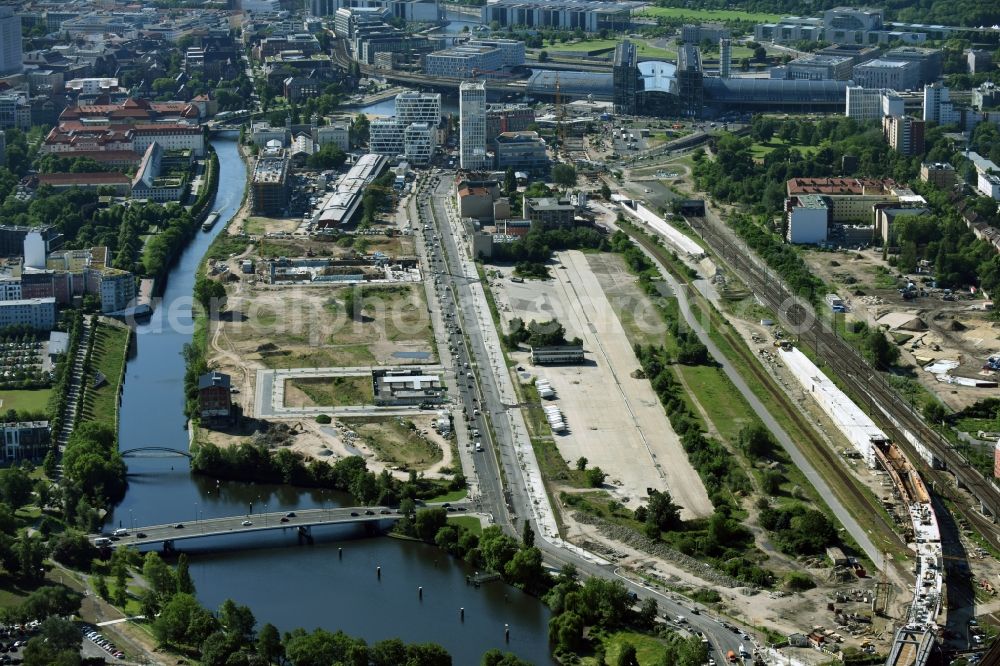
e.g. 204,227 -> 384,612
94,504 -> 467,547
415,171 -> 751,663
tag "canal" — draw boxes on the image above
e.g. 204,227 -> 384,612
110,136 -> 553,664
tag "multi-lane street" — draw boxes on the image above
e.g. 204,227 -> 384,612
412,171 -> 751,663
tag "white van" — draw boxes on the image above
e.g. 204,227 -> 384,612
112,528 -> 128,537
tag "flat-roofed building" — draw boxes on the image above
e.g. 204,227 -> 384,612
530,345 -> 585,365
786,54 -> 854,80
884,46 -> 943,85
0,297 -> 56,330
920,162 -> 956,188
852,59 -> 921,91
523,196 -> 575,226
251,151 -> 290,215
883,114 -> 925,156
785,194 -> 830,244
425,45 -> 502,79
496,131 -> 549,176
481,0 -> 638,32
0,421 -> 50,464
395,91 -> 441,125
465,39 -> 525,68
373,367 -> 445,406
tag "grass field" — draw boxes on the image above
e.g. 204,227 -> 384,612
80,323 -> 129,430
639,6 -> 782,22
447,515 -> 482,536
750,137 -> 821,159
426,488 -> 468,503
341,416 -> 442,471
284,376 -> 374,408
0,389 -> 52,415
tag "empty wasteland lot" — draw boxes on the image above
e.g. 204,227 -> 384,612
498,250 -> 713,518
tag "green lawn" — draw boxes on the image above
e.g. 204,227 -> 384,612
676,364 -> 754,443
639,6 -> 782,22
447,515 -> 482,536
80,323 -> 129,430
426,488 -> 468,503
581,631 -> 672,665
0,389 -> 52,416
750,138 -> 821,159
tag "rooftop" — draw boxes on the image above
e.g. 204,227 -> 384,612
786,177 -> 897,195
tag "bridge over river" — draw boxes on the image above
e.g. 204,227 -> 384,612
93,503 -> 473,549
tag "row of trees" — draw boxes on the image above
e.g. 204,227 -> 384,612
191,441 -> 461,505
503,318 -> 579,350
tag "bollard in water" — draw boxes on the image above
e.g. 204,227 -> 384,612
418,586 -> 423,600
460,608 -> 465,622
377,566 -> 381,580
338,547 -> 343,559
505,624 -> 510,642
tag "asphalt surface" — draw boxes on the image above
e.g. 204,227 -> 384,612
414,172 -> 751,663
94,504 -> 469,547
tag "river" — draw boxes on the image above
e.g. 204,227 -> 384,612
110,136 -> 553,664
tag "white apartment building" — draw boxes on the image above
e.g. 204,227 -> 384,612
465,39 -> 525,68
459,81 -> 488,171
845,86 -> 902,121
0,298 -> 57,330
315,122 -> 350,151
394,92 -> 441,125
923,82 -> 961,126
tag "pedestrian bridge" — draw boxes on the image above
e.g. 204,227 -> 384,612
120,447 -> 192,459
92,503 -> 471,549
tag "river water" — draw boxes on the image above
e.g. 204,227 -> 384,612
110,136 -> 552,664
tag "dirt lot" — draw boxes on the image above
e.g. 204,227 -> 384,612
254,233 -> 414,261
803,247 -> 999,411
246,216 -> 300,236
198,413 -> 455,479
283,375 -> 374,408
340,416 -> 447,473
496,250 -> 713,518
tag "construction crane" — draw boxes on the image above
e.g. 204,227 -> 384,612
554,72 -> 567,157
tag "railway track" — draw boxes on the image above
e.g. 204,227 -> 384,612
624,225 -> 904,556
683,214 -> 1000,548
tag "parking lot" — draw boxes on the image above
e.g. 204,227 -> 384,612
496,250 -> 713,517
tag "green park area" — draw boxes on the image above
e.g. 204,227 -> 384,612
0,389 -> 52,416
639,6 -> 782,22
284,375 -> 374,408
750,137 -> 822,159
79,323 -> 130,430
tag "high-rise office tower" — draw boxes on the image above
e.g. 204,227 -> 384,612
719,37 -> 732,79
459,81 -> 488,171
0,8 -> 23,76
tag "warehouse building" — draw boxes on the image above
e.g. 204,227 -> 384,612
530,345 -> 585,365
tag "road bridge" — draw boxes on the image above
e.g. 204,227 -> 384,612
94,504 -> 471,549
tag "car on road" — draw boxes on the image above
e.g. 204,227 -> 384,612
280,517 -> 289,523
174,523 -> 184,529
136,532 -> 146,539
242,520 -> 253,526
379,509 -> 391,514
285,512 -> 296,518
364,510 -> 375,515
350,511 -> 359,516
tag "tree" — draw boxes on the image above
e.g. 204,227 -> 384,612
862,327 -> 900,368
504,167 -> 517,195
194,276 -> 227,314
637,597 -> 658,629
257,623 -> 284,664
538,50 -> 549,62
585,466 -> 607,488
153,593 -> 218,648
923,400 -> 948,423
414,508 -> 448,543
575,456 -> 588,471
616,643 -> 640,666
600,182 -> 611,200
481,649 -> 533,666
548,611 -> 584,652
143,552 -> 176,600
351,114 -> 370,147
522,520 -> 535,548
737,423 -> 775,458
95,574 -> 109,601
50,531 -> 97,570
307,143 -> 347,169
552,163 -> 578,189
219,599 -> 256,641
0,465 -> 33,509
176,553 -> 195,595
